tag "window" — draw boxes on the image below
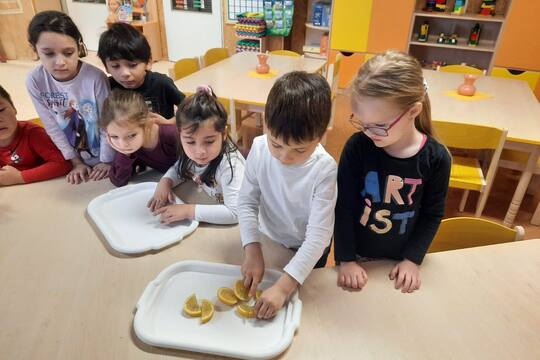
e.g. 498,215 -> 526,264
227,0 -> 264,21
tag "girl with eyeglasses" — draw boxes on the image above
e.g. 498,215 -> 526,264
334,51 -> 451,294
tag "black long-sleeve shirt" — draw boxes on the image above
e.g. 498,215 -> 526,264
334,132 -> 451,265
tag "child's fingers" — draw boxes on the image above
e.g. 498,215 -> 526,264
415,277 -> 422,290
402,274 -> 413,293
337,274 -> 344,287
248,276 -> 260,298
395,271 -> 406,290
361,269 -> 368,284
257,301 -> 270,319
263,305 -> 275,319
344,274 -> 352,288
243,273 -> 253,290
389,264 -> 399,280
168,193 -> 176,204
355,274 -> 364,289
351,274 -> 359,289
153,206 -> 168,216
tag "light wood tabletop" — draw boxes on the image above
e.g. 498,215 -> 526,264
2,176 -> 540,359
175,52 -> 327,107
423,69 -> 540,226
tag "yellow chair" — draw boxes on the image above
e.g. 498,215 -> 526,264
28,118 -> 44,127
433,121 -> 507,217
269,50 -> 301,57
169,57 -> 200,81
428,217 -> 524,253
491,67 -> 540,91
321,53 -> 343,146
203,48 -> 230,67
438,64 -> 486,75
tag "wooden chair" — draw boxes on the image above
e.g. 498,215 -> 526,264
169,57 -> 200,81
498,148 -> 540,225
491,67 -> 540,91
428,217 -> 524,253
203,48 -> 230,67
433,121 -> 507,217
437,64 -> 486,75
321,53 -> 342,146
269,50 -> 301,57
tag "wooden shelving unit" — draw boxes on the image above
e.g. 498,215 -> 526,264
408,0 -> 511,72
303,0 -> 331,60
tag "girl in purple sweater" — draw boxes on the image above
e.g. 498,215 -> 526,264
99,89 -> 179,187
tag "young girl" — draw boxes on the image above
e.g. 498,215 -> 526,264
99,89 -> 179,187
148,85 -> 245,225
0,85 -> 71,185
26,11 -> 114,185
334,51 -> 451,293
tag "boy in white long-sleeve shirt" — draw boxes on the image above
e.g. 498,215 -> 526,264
239,71 -> 337,319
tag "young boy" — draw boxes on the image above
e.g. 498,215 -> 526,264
97,23 -> 185,125
238,71 -> 337,319
0,85 -> 71,185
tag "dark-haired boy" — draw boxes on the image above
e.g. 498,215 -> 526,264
98,22 -> 184,125
238,71 -> 337,319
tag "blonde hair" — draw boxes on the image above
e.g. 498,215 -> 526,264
99,89 -> 149,129
352,50 -> 434,137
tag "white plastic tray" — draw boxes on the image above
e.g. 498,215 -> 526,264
87,182 -> 198,254
134,260 -> 302,360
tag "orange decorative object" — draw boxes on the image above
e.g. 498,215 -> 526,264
256,53 -> 270,74
457,74 -> 478,96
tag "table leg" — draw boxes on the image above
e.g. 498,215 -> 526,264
503,145 -> 540,227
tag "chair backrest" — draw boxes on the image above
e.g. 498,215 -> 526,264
428,217 -> 524,253
269,50 -> 301,57
491,67 -> 540,91
432,121 -> 506,150
438,64 -> 485,75
203,48 -> 230,67
170,57 -> 200,81
329,53 -> 343,95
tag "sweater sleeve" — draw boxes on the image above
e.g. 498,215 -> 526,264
194,153 -> 245,225
334,135 -> 364,263
238,144 -> 262,247
401,148 -> 451,264
26,73 -> 78,161
21,126 -> 72,183
283,166 -> 337,284
163,160 -> 182,186
109,152 -> 136,187
94,72 -> 114,163
165,76 -> 185,106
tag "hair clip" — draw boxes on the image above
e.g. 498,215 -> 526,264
423,78 -> 429,93
196,85 -> 213,96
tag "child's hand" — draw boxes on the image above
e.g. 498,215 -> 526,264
0,165 -> 24,186
147,179 -> 175,211
337,261 -> 368,290
153,204 -> 195,224
67,161 -> 91,184
255,273 -> 298,319
389,259 -> 421,293
148,112 -> 175,126
241,243 -> 265,298
89,162 -> 111,181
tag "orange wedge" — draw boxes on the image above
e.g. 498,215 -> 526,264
183,293 -> 201,317
234,280 -> 251,301
200,299 -> 214,324
237,303 -> 257,318
218,287 -> 238,306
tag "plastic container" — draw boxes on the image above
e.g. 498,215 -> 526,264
134,260 -> 302,360
87,182 -> 198,254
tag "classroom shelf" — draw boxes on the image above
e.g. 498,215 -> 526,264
414,11 -> 505,23
305,22 -> 330,31
410,35 -> 496,52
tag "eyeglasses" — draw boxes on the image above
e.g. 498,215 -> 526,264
349,108 -> 409,137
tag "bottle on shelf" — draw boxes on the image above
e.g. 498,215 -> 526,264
418,21 -> 430,42
468,23 -> 481,46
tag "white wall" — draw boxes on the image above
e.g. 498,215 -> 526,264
64,1 -> 108,51
163,0 -> 223,61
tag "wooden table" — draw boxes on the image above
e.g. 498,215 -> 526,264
2,177 -> 540,359
423,70 -> 540,226
175,52 -> 327,108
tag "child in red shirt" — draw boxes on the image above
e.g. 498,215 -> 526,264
0,85 -> 71,185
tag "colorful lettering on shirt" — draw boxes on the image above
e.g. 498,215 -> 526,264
359,171 -> 422,235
